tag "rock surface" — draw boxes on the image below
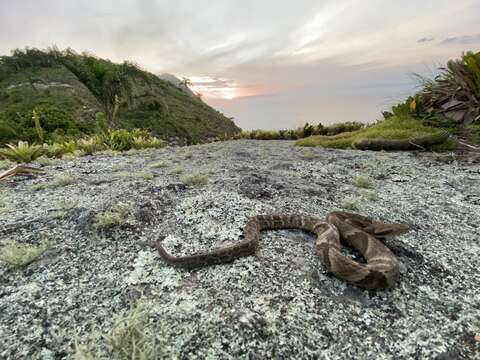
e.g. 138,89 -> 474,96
0,140 -> 479,359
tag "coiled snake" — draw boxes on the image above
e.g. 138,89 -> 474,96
150,211 -> 409,289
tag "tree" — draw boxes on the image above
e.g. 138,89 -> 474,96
50,48 -> 147,126
180,77 -> 191,87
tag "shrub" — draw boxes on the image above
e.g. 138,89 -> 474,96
0,141 -> 44,163
44,141 -> 77,158
418,51 -> 480,125
77,137 -> 105,155
132,136 -> 166,149
0,239 -> 53,267
180,173 -> 208,186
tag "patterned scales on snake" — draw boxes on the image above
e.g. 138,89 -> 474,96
151,211 -> 410,289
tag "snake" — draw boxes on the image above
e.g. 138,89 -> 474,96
150,211 -> 410,289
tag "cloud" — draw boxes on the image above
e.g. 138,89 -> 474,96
440,34 -> 480,44
417,37 -> 434,43
1,0 -> 479,128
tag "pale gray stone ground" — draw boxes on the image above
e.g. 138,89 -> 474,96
0,140 -> 479,359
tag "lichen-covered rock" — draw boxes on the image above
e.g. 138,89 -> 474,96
0,140 -> 479,359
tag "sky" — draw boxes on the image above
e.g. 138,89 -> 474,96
1,0 -> 479,130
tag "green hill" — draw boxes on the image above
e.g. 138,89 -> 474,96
0,49 -> 241,145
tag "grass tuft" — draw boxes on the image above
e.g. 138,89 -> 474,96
171,166 -> 185,175
95,203 -> 130,229
74,303 -> 159,360
0,239 -> 53,267
148,160 -> 170,169
341,197 -> 360,210
180,173 -> 209,186
352,174 -> 374,189
52,174 -> 75,187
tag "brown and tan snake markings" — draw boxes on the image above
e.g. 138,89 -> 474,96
151,211 -> 409,290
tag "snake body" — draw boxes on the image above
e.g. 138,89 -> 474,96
152,211 -> 409,289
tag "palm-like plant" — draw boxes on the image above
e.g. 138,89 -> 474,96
51,48 -> 148,126
418,51 -> 480,124
0,141 -> 45,163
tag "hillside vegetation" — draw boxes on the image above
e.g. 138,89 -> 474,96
0,48 -> 240,145
296,51 -> 480,150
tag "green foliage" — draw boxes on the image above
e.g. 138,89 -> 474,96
382,96 -> 427,120
416,51 -> 480,125
44,141 -> 77,158
76,137 -> 105,155
316,121 -> 365,136
0,48 -> 241,145
103,129 -> 143,151
0,239 -> 53,267
0,48 -> 56,75
296,116 -> 452,150
51,48 -> 148,125
237,121 -> 365,141
0,141 -> 44,162
95,203 -> 130,229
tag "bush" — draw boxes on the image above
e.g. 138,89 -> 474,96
77,137 -> 105,155
44,141 -> 77,158
418,51 -> 480,125
0,141 -> 45,162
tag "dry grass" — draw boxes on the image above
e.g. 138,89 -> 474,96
95,203 -> 130,229
180,173 -> 208,186
75,303 -> 159,360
